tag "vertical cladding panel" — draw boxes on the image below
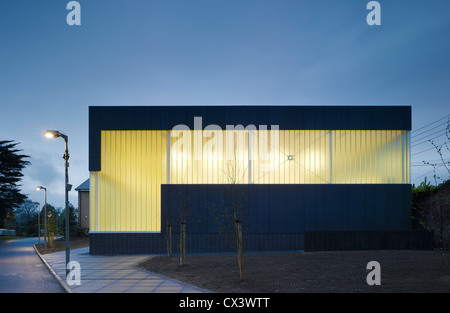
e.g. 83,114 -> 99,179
348,184 -> 366,231
387,184 -> 411,230
341,185 -> 349,229
207,106 -> 226,131
190,185 -> 204,233
134,132 -> 140,231
141,132 -> 148,231
88,107 -> 101,171
324,185 -> 342,231
110,131 -> 116,232
291,130 -> 297,183
240,184 -> 250,233
151,131 -> 157,230
248,185 -> 259,233
197,183 -> 208,232
286,185 -> 303,233
284,106 -> 302,129
96,130 -> 167,232
115,132 -> 121,231
332,130 -> 409,184
268,185 -> 286,233
157,132 -> 162,229
365,184 -> 375,230
169,106 -> 187,129
131,131 -> 137,231
150,106 -> 161,130
99,131 -> 106,231
325,106 -> 343,129
315,185 -> 325,229
206,185 -> 222,233
406,131 -> 411,184
386,185 -> 400,229
395,131 -> 402,183
303,185 -> 316,231
133,107 -> 150,129
160,184 -> 168,231
257,185 -> 269,233
373,185 -> 387,230
269,106 -> 286,130
282,130 -> 289,184
225,106 -> 243,127
293,130 -> 299,184
122,108 -> 134,129
120,131 -> 127,231
112,107 -> 124,130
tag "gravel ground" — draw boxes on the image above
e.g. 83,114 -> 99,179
138,250 -> 450,293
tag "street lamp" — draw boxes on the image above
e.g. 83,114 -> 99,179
34,201 -> 40,244
45,130 -> 71,276
35,186 -> 47,250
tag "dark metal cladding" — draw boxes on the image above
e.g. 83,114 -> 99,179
89,105 -> 411,171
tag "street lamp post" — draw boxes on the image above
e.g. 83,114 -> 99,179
35,187 -> 47,250
45,130 -> 71,276
35,202 -> 40,244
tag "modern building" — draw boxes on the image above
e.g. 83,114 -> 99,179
88,105 -> 419,254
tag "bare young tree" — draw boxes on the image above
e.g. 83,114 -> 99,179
177,188 -> 190,266
221,133 -> 248,281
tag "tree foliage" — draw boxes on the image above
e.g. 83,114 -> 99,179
0,140 -> 30,228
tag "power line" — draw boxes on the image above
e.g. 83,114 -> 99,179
411,165 -> 444,182
411,158 -> 449,164
411,114 -> 450,134
411,121 -> 447,139
412,163 -> 449,167
411,132 -> 448,148
411,141 -> 448,156
411,128 -> 448,143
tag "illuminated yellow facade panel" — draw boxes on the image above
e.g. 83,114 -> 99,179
90,129 -> 410,232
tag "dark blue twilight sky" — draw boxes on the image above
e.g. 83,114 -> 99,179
0,0 -> 449,208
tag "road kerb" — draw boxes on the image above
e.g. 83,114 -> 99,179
33,244 -> 73,293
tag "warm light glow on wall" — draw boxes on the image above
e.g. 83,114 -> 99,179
91,131 -> 168,232
90,129 -> 410,232
332,130 -> 410,184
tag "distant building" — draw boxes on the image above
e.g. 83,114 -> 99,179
75,178 -> 89,234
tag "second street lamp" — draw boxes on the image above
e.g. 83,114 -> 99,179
45,130 -> 71,276
34,201 -> 40,244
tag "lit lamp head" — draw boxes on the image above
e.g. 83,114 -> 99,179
44,130 -> 61,138
35,186 -> 46,191
44,130 -> 68,142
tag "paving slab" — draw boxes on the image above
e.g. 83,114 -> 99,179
36,247 -> 211,293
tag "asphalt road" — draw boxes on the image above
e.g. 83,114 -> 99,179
0,237 -> 64,293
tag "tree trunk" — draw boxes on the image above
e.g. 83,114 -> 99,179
180,222 -> 186,266
235,219 -> 244,280
166,224 -> 172,256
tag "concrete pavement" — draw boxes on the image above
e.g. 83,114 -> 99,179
35,246 -> 211,293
